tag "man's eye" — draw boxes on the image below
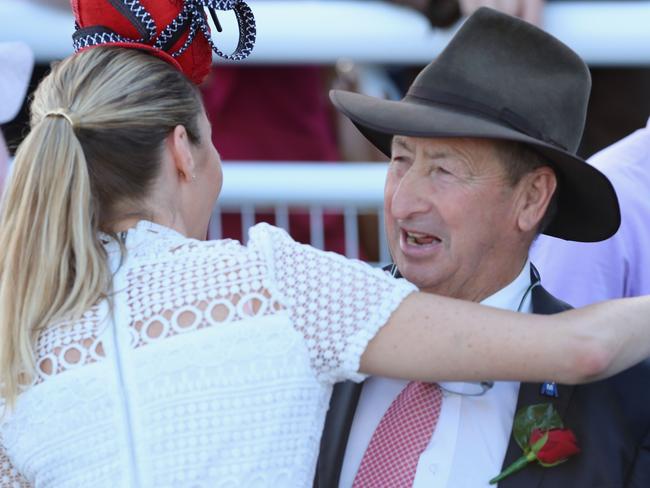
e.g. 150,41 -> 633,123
391,156 -> 409,164
434,166 -> 452,175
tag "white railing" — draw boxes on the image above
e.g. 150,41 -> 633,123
215,162 -> 390,262
1,1 -> 650,65
4,159 -> 390,261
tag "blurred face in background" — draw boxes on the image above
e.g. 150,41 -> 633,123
384,136 -> 527,302
0,42 -> 34,192
0,131 -> 9,190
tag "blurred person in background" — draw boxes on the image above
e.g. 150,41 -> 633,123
316,8 -> 650,488
0,42 -> 34,190
394,0 -> 544,25
532,118 -> 650,306
201,63 -> 348,251
1,0 -> 75,164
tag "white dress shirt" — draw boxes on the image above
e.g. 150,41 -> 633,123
339,261 -> 534,488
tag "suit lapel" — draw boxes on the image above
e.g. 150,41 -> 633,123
527,270 -> 575,421
316,381 -> 363,488
500,382 -> 575,488
316,264 -> 397,487
499,265 -> 575,488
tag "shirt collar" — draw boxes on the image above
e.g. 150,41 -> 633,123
480,258 -> 533,313
440,259 -> 532,391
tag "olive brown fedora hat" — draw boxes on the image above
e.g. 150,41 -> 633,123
330,7 -> 620,242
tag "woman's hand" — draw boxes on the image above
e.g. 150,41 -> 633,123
459,0 -> 545,26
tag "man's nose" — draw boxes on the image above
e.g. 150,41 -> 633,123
390,167 -> 431,220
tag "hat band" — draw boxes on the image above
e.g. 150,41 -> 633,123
73,26 -> 135,52
407,86 -> 568,151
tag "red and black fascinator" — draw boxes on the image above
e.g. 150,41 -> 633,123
71,0 -> 256,84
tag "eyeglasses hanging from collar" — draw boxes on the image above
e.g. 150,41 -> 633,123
388,262 -> 547,398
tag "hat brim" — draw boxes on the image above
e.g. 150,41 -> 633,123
0,42 -> 34,124
331,89 -> 620,242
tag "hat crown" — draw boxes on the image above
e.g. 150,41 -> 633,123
407,7 -> 591,153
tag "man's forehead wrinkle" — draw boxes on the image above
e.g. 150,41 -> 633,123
423,149 -> 452,161
392,136 -> 413,151
391,137 -> 501,175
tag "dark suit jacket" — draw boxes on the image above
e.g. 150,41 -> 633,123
315,265 -> 650,487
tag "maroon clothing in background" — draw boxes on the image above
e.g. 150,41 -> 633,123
202,65 -> 349,254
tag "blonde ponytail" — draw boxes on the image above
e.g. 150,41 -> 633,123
0,47 -> 203,407
0,114 -> 109,406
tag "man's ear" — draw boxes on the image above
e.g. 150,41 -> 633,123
516,166 -> 557,233
167,125 -> 195,183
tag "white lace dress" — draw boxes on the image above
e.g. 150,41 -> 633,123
0,221 -> 415,487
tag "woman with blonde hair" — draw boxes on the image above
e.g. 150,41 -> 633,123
1,2 -> 650,487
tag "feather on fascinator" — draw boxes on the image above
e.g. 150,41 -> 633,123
71,0 -> 256,84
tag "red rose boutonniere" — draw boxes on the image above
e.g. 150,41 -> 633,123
489,403 -> 580,484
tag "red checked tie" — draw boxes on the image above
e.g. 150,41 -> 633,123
352,381 -> 443,488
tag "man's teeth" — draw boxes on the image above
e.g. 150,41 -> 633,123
406,231 -> 438,246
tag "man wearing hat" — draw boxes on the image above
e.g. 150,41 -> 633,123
316,8 -> 650,487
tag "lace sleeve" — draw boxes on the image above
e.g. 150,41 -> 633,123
0,442 -> 31,488
249,223 -> 417,384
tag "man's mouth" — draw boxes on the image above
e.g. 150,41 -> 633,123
403,230 -> 441,247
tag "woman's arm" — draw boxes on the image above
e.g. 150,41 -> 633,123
361,292 -> 650,384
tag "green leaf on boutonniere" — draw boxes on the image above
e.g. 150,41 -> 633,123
513,403 -> 563,452
490,404 -> 580,484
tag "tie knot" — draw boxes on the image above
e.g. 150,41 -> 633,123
392,381 -> 442,413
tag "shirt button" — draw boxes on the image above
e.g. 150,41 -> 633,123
429,463 -> 439,475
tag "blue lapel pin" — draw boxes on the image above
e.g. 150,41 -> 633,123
540,381 -> 559,398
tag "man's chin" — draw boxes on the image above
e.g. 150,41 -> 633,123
394,258 -> 443,289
